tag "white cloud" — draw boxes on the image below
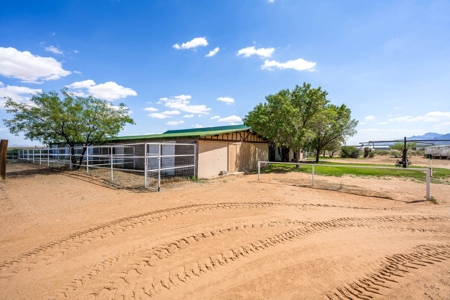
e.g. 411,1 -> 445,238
388,111 -> 450,123
394,106 -> 402,110
144,107 -> 158,112
173,37 -> 208,50
0,84 -> 42,108
45,45 -> 63,55
148,110 -> 180,118
237,46 -> 274,58
268,0 -> 274,2
73,70 -> 82,75
162,110 -> 180,115
192,124 -> 203,128
67,79 -> 95,89
205,47 -> 219,57
365,115 -> 375,121
377,122 -> 388,125
262,58 -> 316,71
158,95 -> 211,114
210,116 -> 220,119
0,47 -> 71,83
183,114 -> 194,118
108,103 -> 132,115
66,80 -> 137,101
73,50 -> 79,54
167,120 -> 185,126
217,97 -> 234,104
149,113 -> 170,119
218,115 -> 242,123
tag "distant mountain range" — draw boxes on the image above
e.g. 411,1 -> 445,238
361,132 -> 450,146
407,132 -> 450,145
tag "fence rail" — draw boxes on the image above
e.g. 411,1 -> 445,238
257,161 -> 432,201
17,143 -> 197,191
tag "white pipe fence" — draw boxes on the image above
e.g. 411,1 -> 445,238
257,161 -> 432,201
17,142 -> 197,191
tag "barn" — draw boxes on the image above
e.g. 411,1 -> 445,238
112,125 -> 269,178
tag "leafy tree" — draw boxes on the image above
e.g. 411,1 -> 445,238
323,140 -> 341,157
390,142 -> 416,151
244,83 -> 329,166
308,104 -> 358,162
3,89 -> 134,167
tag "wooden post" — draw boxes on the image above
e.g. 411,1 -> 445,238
0,139 -> 8,180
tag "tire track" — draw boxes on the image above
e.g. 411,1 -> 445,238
59,216 -> 448,299
325,244 -> 450,300
0,201 -> 400,273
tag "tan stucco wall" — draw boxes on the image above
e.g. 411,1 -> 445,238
198,141 -> 228,178
198,140 -> 268,178
233,142 -> 268,172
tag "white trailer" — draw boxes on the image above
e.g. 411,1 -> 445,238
425,145 -> 450,158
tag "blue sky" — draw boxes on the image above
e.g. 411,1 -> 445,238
1,0 -> 449,146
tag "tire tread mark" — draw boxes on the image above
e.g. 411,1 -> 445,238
327,244 -> 450,299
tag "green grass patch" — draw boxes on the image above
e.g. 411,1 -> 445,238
259,162 -> 450,184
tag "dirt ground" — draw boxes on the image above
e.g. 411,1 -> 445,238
1,160 -> 449,300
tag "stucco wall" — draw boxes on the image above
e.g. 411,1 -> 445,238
198,140 -> 228,178
232,142 -> 268,172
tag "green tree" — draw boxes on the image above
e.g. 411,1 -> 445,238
3,89 -> 134,167
390,142 -> 416,151
244,83 -> 329,166
308,104 -> 358,162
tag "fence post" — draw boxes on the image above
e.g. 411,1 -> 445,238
158,144 -> 161,192
47,148 -> 50,167
258,161 -> 260,181
426,168 -> 431,201
86,146 -> 89,174
70,147 -> 73,170
110,146 -> 113,181
57,149 -> 60,168
144,144 -> 148,188
312,164 -> 315,186
39,149 -> 42,165
193,143 -> 197,178
0,139 -> 8,180
32,149 -> 35,163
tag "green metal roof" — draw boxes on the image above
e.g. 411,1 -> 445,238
113,125 -> 251,141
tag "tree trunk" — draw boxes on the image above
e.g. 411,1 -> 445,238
70,146 -> 78,167
315,148 -> 321,163
77,147 -> 87,168
295,150 -> 300,168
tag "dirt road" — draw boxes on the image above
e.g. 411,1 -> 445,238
0,162 -> 449,299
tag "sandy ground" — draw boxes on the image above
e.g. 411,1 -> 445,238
0,161 -> 449,300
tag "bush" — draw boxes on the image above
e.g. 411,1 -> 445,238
373,150 -> 389,156
390,150 -> 401,158
340,146 -> 360,158
363,147 -> 372,158
369,151 -> 375,158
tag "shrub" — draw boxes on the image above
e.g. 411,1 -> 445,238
373,150 -> 389,156
340,146 -> 360,158
369,151 -> 375,158
390,150 -> 401,158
